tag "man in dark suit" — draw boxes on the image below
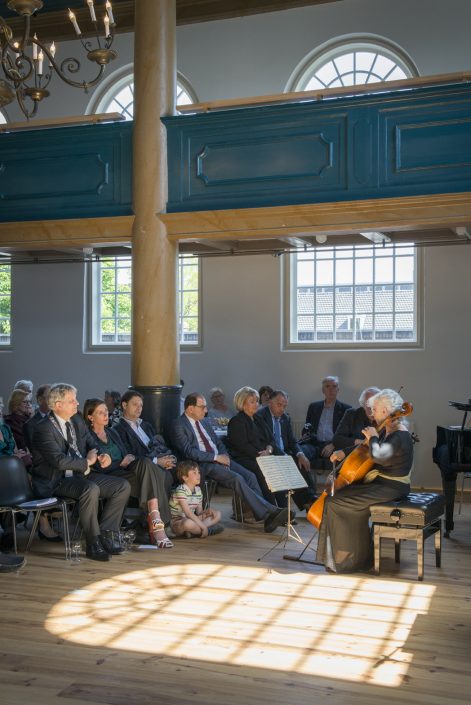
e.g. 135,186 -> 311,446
300,376 -> 351,463
23,383 -> 51,452
113,389 -> 175,498
331,386 -> 380,461
168,392 -> 292,532
255,390 -> 317,510
31,383 -> 131,562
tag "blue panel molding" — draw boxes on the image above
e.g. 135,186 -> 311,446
0,121 -> 132,222
163,82 -> 471,212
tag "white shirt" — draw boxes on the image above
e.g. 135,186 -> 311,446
186,414 -> 218,460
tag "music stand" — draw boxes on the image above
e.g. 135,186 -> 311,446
255,455 -> 307,561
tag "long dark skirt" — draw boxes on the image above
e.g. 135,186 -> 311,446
109,457 -> 172,526
316,478 -> 410,573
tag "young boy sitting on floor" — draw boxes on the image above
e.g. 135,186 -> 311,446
170,460 -> 223,538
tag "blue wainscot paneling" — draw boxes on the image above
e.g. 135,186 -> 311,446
163,82 -> 471,212
0,121 -> 132,222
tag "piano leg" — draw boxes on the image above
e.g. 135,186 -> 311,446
440,468 -> 458,537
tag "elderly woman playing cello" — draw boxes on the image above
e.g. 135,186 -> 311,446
315,389 -> 413,574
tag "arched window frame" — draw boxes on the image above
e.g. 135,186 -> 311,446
285,37 -> 422,350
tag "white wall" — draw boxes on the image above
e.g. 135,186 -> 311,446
2,0 -> 471,487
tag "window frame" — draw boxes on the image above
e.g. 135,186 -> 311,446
283,245 -> 423,351
0,261 -> 12,348
86,254 -> 202,352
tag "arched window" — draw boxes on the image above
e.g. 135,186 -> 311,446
88,66 -> 198,119
287,38 -> 420,348
289,37 -> 417,92
0,112 -> 6,125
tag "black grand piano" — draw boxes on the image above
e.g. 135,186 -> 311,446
433,400 -> 471,536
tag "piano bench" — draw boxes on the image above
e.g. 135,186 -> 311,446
370,492 -> 445,581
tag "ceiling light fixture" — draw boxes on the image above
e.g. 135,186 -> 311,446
0,1 -> 117,119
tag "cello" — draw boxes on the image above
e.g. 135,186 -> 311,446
306,401 -> 413,530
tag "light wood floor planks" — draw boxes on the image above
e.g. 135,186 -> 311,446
1,493 -> 470,705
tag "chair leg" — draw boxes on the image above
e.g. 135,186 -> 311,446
459,473 -> 465,514
373,525 -> 381,575
435,519 -> 442,568
394,538 -> 401,563
416,530 -> 425,581
25,510 -> 42,553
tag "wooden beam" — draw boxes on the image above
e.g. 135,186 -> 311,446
160,193 -> 471,242
0,113 -> 124,133
0,216 -> 133,250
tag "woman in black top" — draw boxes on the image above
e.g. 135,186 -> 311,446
226,386 -> 279,504
83,398 -> 173,548
316,389 -> 413,573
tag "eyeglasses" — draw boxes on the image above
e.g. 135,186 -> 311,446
195,404 -> 208,409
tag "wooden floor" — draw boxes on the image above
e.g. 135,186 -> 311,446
2,492 -> 471,705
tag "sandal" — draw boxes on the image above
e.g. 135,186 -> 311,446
156,536 -> 174,549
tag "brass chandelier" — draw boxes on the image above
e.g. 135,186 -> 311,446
0,1 -> 117,119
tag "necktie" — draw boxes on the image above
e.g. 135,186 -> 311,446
273,417 -> 284,452
65,421 -> 80,457
195,420 -> 213,453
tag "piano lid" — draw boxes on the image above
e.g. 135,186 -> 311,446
448,400 -> 471,412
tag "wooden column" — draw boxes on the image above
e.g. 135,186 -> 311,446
131,0 -> 180,432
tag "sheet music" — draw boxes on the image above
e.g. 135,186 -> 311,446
256,455 -> 307,493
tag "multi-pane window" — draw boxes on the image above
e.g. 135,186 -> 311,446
292,40 -> 416,92
0,263 -> 11,345
178,256 -> 200,344
90,256 -> 200,347
98,76 -> 196,120
291,245 -> 417,344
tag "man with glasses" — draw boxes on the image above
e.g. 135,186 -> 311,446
169,393 -> 293,533
31,383 -> 131,562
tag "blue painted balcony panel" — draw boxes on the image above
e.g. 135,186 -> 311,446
163,83 -> 471,212
0,121 -> 132,222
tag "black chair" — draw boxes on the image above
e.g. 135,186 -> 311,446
0,456 -> 72,559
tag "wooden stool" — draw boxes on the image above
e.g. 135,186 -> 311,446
370,492 -> 445,580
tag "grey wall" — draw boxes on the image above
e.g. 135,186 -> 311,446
2,0 -> 471,487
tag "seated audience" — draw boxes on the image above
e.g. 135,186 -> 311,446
31,383 -> 131,562
258,386 -> 274,407
300,376 -> 351,462
227,386 -> 285,505
169,460 -> 223,538
206,387 -> 235,426
4,389 -> 33,467
169,392 -> 292,532
113,390 -> 176,491
255,389 -> 318,510
104,390 -> 122,427
331,386 -> 381,460
1,399 -> 57,550
84,397 -> 173,548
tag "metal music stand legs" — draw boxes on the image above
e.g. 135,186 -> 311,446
257,490 -> 305,562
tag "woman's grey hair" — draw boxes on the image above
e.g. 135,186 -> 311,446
209,387 -> 224,398
14,379 -> 33,394
233,386 -> 259,412
48,383 -> 77,409
367,388 -> 404,415
358,386 -> 381,407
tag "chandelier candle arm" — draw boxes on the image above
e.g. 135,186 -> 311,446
0,1 -> 118,119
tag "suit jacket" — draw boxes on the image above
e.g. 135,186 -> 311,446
23,410 -> 46,452
254,406 -> 302,458
332,406 -> 370,451
168,414 -> 226,464
226,411 -> 271,468
113,417 -> 172,459
303,399 -> 352,443
31,412 -> 95,497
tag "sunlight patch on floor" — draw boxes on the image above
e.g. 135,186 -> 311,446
45,562 -> 435,687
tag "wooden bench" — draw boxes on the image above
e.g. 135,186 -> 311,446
370,492 -> 445,580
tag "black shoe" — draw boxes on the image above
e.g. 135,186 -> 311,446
264,507 -> 289,533
100,531 -> 124,555
0,533 -> 14,553
207,523 -> 225,536
0,553 -> 26,572
86,538 -> 110,562
38,529 -> 62,542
